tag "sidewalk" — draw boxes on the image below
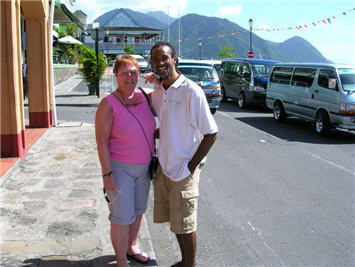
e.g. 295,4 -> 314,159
0,75 -> 158,266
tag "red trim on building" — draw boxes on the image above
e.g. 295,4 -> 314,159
1,131 -> 26,158
29,111 -> 51,128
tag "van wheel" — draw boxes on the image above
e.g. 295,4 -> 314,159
315,111 -> 331,136
210,108 -> 216,115
238,92 -> 246,109
221,87 -> 227,102
273,102 -> 286,122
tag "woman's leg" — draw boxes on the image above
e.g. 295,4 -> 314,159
110,222 -> 130,267
126,164 -> 150,261
128,214 -> 143,252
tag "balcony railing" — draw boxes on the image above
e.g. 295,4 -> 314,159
85,41 -> 157,54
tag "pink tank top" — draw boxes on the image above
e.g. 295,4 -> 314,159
105,88 -> 156,164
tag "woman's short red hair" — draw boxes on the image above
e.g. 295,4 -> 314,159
113,55 -> 140,74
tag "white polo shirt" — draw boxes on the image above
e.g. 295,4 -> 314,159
152,74 -> 218,181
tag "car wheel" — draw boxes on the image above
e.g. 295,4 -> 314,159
238,92 -> 246,109
273,101 -> 286,122
221,87 -> 227,102
315,111 -> 331,136
210,108 -> 216,115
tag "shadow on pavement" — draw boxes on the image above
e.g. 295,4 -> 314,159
236,116 -> 355,145
22,255 -> 158,266
217,101 -> 355,144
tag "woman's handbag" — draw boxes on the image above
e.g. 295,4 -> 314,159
149,148 -> 158,180
113,87 -> 158,180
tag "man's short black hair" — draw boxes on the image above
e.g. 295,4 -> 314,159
150,41 -> 177,59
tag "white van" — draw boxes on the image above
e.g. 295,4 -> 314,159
130,54 -> 148,73
115,54 -> 148,72
266,63 -> 355,135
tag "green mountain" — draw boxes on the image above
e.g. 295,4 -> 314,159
160,13 -> 331,63
145,11 -> 176,25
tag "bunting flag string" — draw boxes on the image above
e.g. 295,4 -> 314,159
160,7 -> 355,43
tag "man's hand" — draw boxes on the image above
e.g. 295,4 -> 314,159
143,72 -> 161,86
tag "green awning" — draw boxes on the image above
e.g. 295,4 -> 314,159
54,1 -> 85,31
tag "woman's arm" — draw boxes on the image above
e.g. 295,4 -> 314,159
95,99 -> 116,191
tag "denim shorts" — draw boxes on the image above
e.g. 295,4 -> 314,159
153,164 -> 203,234
105,159 -> 151,225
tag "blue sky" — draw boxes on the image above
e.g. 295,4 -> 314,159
70,0 -> 355,64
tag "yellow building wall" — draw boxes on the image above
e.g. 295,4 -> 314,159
1,0 -> 26,157
1,0 -> 52,157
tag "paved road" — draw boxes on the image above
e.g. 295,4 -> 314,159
181,101 -> 354,266
49,73 -> 355,266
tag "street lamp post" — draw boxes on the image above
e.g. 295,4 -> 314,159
249,18 -> 253,53
199,40 -> 202,59
93,22 -> 100,98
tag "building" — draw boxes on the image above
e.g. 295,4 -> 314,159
84,8 -> 164,58
1,0 -> 83,158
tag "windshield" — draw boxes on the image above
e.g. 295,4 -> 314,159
251,64 -> 274,78
178,65 -> 218,81
338,68 -> 355,91
136,58 -> 145,62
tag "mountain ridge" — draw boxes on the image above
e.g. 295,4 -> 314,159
142,10 -> 330,63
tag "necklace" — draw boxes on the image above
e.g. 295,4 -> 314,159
115,89 -> 142,108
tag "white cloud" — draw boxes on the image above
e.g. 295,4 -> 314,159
216,4 -> 242,18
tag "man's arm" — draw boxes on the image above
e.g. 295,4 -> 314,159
188,132 -> 217,173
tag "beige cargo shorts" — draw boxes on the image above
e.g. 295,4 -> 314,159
153,164 -> 202,234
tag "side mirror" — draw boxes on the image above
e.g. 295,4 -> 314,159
328,78 -> 337,89
220,69 -> 224,77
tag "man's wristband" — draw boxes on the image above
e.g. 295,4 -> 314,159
102,171 -> 113,177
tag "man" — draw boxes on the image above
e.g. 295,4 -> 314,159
148,42 -> 218,267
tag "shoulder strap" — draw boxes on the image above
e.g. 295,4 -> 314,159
138,87 -> 150,105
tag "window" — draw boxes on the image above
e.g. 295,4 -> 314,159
318,69 -> 337,90
291,68 -> 316,87
251,64 -> 273,78
338,68 -> 355,91
270,67 -> 293,84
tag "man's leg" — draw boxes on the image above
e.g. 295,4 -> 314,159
175,232 -> 196,267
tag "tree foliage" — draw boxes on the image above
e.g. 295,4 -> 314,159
216,45 -> 236,59
78,46 -> 107,85
124,46 -> 135,54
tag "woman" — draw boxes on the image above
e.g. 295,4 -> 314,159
95,55 -> 155,267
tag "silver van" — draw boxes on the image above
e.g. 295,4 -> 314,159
220,58 -> 279,108
266,63 -> 355,135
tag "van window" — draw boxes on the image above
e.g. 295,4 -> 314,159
251,64 -> 274,78
318,69 -> 337,90
270,67 -> 293,84
338,68 -> 355,91
291,68 -> 316,87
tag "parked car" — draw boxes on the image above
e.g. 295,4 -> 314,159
178,59 -> 222,114
130,54 -> 148,73
220,58 -> 279,108
266,63 -> 355,135
114,54 -> 148,73
198,59 -> 221,73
